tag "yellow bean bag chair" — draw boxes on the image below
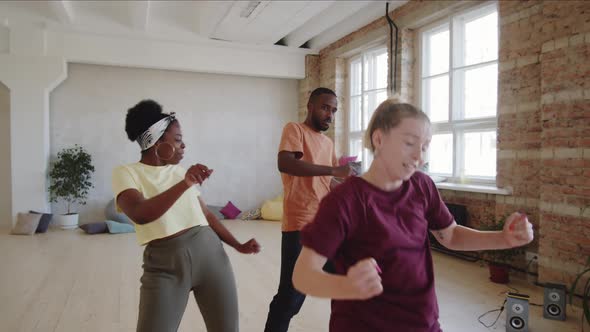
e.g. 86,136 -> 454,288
261,194 -> 283,221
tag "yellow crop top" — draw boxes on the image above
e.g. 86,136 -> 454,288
112,162 -> 208,245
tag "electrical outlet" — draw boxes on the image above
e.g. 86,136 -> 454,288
525,251 -> 539,282
526,251 -> 538,262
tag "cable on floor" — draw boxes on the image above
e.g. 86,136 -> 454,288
477,299 -> 507,328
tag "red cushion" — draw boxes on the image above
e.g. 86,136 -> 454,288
220,201 -> 241,219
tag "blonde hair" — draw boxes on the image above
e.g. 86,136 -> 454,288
363,98 -> 430,152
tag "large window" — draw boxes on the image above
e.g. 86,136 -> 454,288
420,4 -> 498,183
348,47 -> 388,170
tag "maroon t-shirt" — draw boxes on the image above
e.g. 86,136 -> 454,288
300,171 -> 454,332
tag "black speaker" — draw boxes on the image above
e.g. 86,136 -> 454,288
543,283 -> 567,321
506,292 -> 529,332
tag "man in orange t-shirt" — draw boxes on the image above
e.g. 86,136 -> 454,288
264,87 -> 353,332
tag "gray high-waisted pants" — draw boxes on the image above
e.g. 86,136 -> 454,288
137,226 -> 238,332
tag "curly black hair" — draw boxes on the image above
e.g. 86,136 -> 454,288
125,99 -> 171,142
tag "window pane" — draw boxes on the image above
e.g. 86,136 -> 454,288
350,138 -> 363,163
375,50 -> 388,90
367,50 -> 387,90
422,75 -> 449,122
363,57 -> 368,92
424,28 -> 449,76
350,59 -> 362,96
363,89 -> 388,129
364,49 -> 388,91
350,96 -> 362,132
463,11 -> 498,66
350,138 -> 372,173
428,133 -> 453,174
463,63 -> 497,119
362,148 -> 373,173
464,131 -> 496,177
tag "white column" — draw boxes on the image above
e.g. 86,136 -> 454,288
0,23 -> 67,226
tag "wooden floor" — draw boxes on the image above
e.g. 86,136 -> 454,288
0,220 -> 586,332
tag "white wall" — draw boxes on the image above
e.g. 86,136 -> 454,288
50,63 -> 297,223
0,82 -> 11,227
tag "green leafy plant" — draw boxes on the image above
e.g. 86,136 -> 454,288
570,256 -> 590,327
479,216 -> 525,265
48,145 -> 95,214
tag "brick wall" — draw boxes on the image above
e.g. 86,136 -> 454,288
496,0 -> 590,287
536,1 -> 590,286
300,0 -> 590,287
495,0 -> 545,274
298,55 -> 320,122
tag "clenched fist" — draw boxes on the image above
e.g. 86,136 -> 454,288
235,238 -> 262,254
185,163 -> 213,186
502,212 -> 534,248
345,258 -> 383,300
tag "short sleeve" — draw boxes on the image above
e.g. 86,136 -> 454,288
278,123 -> 303,155
300,192 -> 352,259
112,165 -> 140,199
423,174 -> 454,230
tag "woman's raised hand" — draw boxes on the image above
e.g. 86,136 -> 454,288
185,163 -> 214,186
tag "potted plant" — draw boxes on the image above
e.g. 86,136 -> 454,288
48,145 -> 95,229
570,256 -> 590,327
480,216 -> 526,284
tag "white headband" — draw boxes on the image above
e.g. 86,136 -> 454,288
136,113 -> 176,151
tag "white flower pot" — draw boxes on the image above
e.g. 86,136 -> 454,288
54,213 -> 79,230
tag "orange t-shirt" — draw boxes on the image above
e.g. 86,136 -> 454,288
278,122 -> 337,231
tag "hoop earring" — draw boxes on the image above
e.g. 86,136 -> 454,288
155,142 -> 176,161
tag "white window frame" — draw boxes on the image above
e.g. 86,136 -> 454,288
347,45 -> 388,171
418,2 -> 499,185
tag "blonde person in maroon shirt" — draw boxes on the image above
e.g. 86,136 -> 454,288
292,99 -> 534,332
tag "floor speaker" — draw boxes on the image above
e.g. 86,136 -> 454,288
543,283 -> 567,321
506,292 -> 529,332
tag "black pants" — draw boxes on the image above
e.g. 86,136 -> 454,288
264,231 -> 334,332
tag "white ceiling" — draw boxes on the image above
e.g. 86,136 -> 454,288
0,0 -> 407,52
